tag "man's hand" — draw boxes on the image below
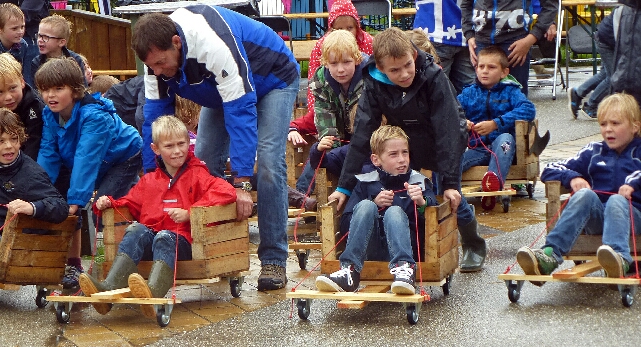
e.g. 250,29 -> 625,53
69,204 -> 79,216
95,196 -> 112,210
468,37 -> 478,66
7,199 -> 34,216
570,177 -> 591,192
619,184 -> 635,200
443,189 -> 461,211
287,130 -> 308,146
405,182 -> 426,206
235,189 -> 253,221
374,189 -> 394,208
167,208 -> 189,223
545,23 -> 557,41
473,120 -> 498,136
508,34 -> 537,67
328,191 -> 347,210
317,135 -> 335,152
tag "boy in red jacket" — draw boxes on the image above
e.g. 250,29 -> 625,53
79,115 -> 236,318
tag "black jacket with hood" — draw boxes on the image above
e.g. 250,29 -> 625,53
337,49 -> 468,193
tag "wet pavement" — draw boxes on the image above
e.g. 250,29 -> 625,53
2,71 -> 633,347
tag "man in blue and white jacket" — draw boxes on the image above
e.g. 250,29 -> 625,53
131,5 -> 300,291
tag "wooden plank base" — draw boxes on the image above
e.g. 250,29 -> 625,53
286,290 -> 429,304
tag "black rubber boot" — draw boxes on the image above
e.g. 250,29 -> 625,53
458,218 -> 487,272
78,253 -> 138,314
288,186 -> 317,211
128,260 -> 174,318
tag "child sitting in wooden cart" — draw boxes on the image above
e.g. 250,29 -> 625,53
315,125 -> 437,294
517,93 -> 641,281
79,115 -> 237,318
0,109 -> 68,228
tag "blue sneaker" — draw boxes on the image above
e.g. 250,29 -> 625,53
61,265 -> 84,289
568,88 -> 582,119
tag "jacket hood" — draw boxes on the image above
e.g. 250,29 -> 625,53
473,74 -> 522,91
156,151 -> 208,186
328,0 -> 368,44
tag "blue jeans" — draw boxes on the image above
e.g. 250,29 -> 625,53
462,133 -> 516,186
95,151 -> 142,200
339,200 -> 415,272
544,189 -> 641,264
295,161 -> 315,193
475,39 -> 530,96
575,40 -> 615,109
118,223 -> 192,270
432,42 -> 476,94
195,77 -> 299,268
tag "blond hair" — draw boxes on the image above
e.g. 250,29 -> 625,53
597,93 -> 641,137
0,3 -> 24,29
320,29 -> 362,66
0,53 -> 23,86
370,125 -> 409,156
373,27 -> 415,67
405,29 -> 440,64
151,115 -> 189,144
40,14 -> 71,40
88,75 -> 119,95
175,95 -> 201,132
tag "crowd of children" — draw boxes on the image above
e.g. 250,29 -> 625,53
0,0 -> 637,317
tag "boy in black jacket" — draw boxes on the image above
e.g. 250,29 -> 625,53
316,126 -> 436,294
328,27 -> 487,273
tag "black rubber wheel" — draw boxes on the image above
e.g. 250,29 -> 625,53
507,283 -> 521,303
230,279 -> 242,298
442,275 -> 452,296
621,289 -> 634,308
297,251 -> 308,270
35,288 -> 48,308
156,307 -> 171,327
297,299 -> 310,320
481,196 -> 496,211
56,305 -> 70,324
502,198 -> 510,213
526,183 -> 534,199
406,304 -> 419,325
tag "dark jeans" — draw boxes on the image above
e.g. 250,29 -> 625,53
117,223 -> 192,270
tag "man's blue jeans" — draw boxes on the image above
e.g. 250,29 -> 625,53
117,223 -> 192,270
575,40 -> 615,109
295,161 -> 315,194
339,200 -> 415,273
432,42 -> 476,94
544,188 -> 641,265
462,133 -> 516,186
195,77 -> 299,268
475,38 -> 530,96
95,151 -> 142,200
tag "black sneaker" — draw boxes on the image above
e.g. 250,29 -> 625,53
390,262 -> 416,295
61,265 -> 83,289
568,88 -> 582,119
579,103 -> 597,119
315,264 -> 360,292
257,264 -> 287,291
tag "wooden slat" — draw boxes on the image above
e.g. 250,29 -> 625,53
336,285 -> 390,309
8,250 -> 67,268
91,287 -> 132,299
194,220 -> 248,245
286,289 -> 427,303
200,237 -> 249,260
320,201 -> 339,262
205,252 -> 249,278
438,225 -> 459,257
191,203 -> 238,226
5,266 -> 65,285
12,234 -> 73,252
552,260 -> 602,279
0,213 -> 21,281
288,242 -> 322,250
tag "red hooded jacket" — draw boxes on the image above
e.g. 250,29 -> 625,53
290,0 -> 373,136
108,153 -> 237,244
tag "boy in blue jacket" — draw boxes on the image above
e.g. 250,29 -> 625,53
517,93 -> 641,281
459,46 -> 535,208
316,125 -> 437,294
35,58 -> 142,288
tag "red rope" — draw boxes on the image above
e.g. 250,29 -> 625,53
292,150 -> 325,243
469,130 -> 504,187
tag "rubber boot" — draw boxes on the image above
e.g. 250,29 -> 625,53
78,253 -> 137,314
458,218 -> 487,272
128,260 -> 174,319
288,186 -> 317,211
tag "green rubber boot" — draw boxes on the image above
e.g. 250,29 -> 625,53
459,218 -> 487,272
78,253 -> 138,314
128,260 -> 174,318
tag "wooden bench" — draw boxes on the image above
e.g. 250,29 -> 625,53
461,120 -> 542,212
0,213 -> 77,307
93,69 -> 138,81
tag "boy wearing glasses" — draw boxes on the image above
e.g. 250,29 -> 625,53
27,14 -> 86,88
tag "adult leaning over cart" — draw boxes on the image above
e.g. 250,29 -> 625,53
131,4 -> 300,291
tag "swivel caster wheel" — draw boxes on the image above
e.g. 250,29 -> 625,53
526,183 -> 535,199
296,299 -> 311,320
156,306 -> 171,327
501,196 -> 510,213
296,249 -> 310,270
36,288 -> 49,308
442,275 -> 452,296
481,196 -> 496,211
507,281 -> 523,303
621,288 -> 634,308
56,304 -> 70,324
406,304 -> 419,325
230,277 -> 244,298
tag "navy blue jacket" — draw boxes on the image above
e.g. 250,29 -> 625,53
541,137 -> 641,211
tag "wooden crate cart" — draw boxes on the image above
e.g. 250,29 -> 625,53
498,181 -> 641,307
461,120 -> 543,212
48,203 -> 249,327
0,213 -> 76,308
287,199 -> 458,324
